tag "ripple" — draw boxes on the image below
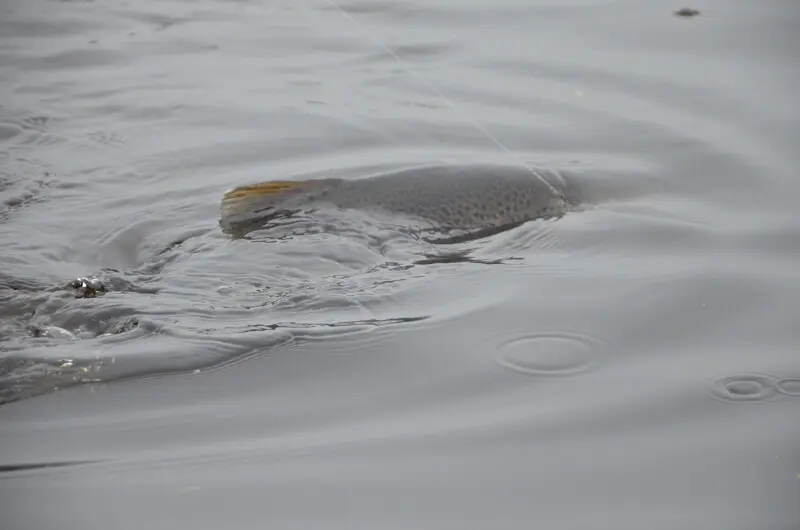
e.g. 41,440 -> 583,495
201,315 -> 428,373
0,169 -> 58,224
707,374 -> 783,403
775,378 -> 800,397
495,332 -> 604,377
316,0 -> 414,17
0,356 -> 106,406
0,122 -> 24,142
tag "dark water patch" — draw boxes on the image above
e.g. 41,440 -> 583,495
84,130 -> 125,147
0,122 -> 24,142
112,9 -> 193,32
315,0 -> 417,18
0,12 -> 101,39
9,115 -> 61,135
37,47 -> 128,71
70,82 -> 191,103
356,40 -> 460,67
0,273 -> 44,293
0,460 -> 98,475
81,102 -> 184,125
208,316 -> 428,336
126,38 -> 222,56
413,219 -> 537,246
673,8 -> 701,18
410,250 -> 521,266
0,169 -> 58,223
387,41 -> 455,60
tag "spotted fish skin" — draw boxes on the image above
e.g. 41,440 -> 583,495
220,164 -> 571,240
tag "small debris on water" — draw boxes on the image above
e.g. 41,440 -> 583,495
674,7 -> 701,17
69,277 -> 107,298
217,285 -> 232,295
28,325 -> 76,340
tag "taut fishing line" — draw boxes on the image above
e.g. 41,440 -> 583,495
308,0 -> 566,201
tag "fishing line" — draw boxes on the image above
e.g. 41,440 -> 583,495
311,0 -> 565,200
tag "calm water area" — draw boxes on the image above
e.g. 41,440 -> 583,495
1,0 -> 798,528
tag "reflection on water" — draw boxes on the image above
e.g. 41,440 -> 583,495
1,0 -> 799,528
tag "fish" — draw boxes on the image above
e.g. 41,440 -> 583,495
219,164 -> 572,243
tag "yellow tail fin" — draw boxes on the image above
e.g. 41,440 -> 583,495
221,180 -> 311,202
220,179 -> 331,234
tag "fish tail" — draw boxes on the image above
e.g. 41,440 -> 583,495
221,180 -> 324,202
220,179 -> 332,233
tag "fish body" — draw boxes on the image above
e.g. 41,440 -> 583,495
220,164 -> 571,241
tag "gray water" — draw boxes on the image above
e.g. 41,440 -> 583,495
1,0 -> 799,528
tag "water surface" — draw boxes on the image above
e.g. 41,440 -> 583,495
1,0 -> 798,528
